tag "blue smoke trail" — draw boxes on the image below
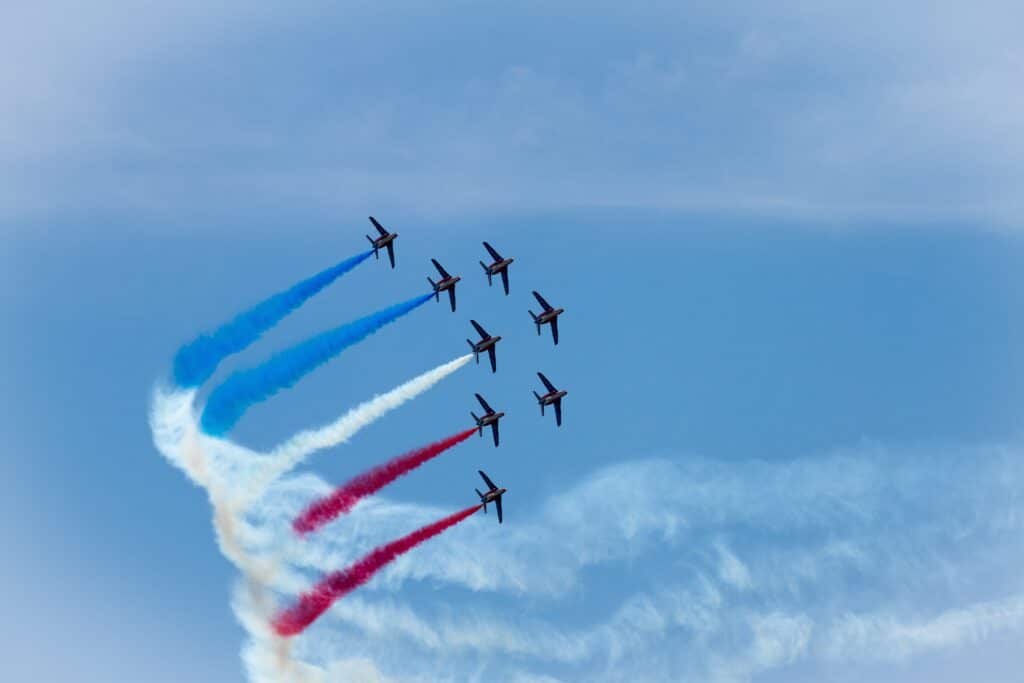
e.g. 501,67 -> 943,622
172,250 -> 374,388
199,293 -> 433,436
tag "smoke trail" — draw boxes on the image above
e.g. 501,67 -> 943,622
233,354 -> 474,505
173,250 -> 373,388
273,505 -> 482,637
200,292 -> 433,436
294,428 -> 478,535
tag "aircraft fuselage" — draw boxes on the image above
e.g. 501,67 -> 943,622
473,336 -> 501,353
538,307 -> 564,324
481,487 -> 507,505
540,389 -> 567,405
486,257 -> 514,274
477,411 -> 505,427
371,233 -> 397,248
434,275 -> 461,292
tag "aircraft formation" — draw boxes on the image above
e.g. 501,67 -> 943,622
367,215 -> 569,524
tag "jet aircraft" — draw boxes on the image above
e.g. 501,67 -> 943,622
529,290 -> 564,345
365,216 -> 398,268
427,259 -> 461,312
467,320 -> 502,373
533,372 -> 567,426
470,393 -> 504,446
475,470 -> 507,523
479,241 -> 514,295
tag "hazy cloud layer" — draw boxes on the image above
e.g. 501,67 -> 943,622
5,1 -> 1024,226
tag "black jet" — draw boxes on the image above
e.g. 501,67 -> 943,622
529,290 -> 564,345
366,216 -> 398,268
479,241 -> 514,295
471,393 -> 505,447
475,470 -> 507,523
467,320 -> 502,373
427,259 -> 461,312
533,372 -> 567,426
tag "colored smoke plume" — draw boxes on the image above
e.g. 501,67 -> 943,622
173,250 -> 373,388
235,355 -> 474,505
293,427 -> 477,534
200,292 -> 433,435
273,504 -> 482,637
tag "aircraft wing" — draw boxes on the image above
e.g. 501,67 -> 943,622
431,258 -> 451,278
385,242 -> 395,268
500,268 -> 509,295
478,470 -> 498,491
369,216 -> 388,236
533,290 -> 553,311
554,398 -> 563,426
550,317 -> 559,345
538,372 -> 557,393
483,241 -> 502,261
471,319 -> 489,339
491,421 -> 500,447
495,496 -> 503,524
475,393 -> 494,413
448,286 -> 457,312
487,346 -> 497,373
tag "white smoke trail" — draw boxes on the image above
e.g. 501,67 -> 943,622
233,354 -> 473,506
149,355 -> 473,682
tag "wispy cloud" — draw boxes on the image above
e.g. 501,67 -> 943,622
235,441 -> 1024,681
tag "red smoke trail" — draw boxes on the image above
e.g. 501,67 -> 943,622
293,428 -> 477,535
273,504 -> 482,637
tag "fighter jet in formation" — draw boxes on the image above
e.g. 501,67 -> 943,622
529,290 -> 564,345
533,372 -> 567,426
470,393 -> 504,447
475,470 -> 507,523
467,320 -> 501,373
427,259 -> 461,312
480,242 -> 514,295
365,216 -> 398,268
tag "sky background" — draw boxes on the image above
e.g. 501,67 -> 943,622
3,2 -> 1024,682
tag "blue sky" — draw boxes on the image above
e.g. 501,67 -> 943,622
3,3 -> 1024,682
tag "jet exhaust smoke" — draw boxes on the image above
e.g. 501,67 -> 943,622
293,428 -> 478,534
173,250 -> 373,388
200,292 -> 433,435
273,504 -> 482,637
231,355 -> 474,504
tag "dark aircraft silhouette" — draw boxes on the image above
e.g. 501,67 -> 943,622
365,216 -> 398,268
470,393 -> 504,447
529,290 -> 564,345
467,320 -> 501,373
427,259 -> 461,312
475,470 -> 506,523
533,372 -> 567,426
479,242 -> 514,295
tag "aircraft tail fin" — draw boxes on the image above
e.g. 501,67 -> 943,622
481,261 -> 492,286
367,236 -> 378,258
468,340 -> 479,363
529,310 -> 541,335
427,277 -> 439,300
534,391 -> 545,415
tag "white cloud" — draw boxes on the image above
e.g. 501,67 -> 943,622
821,594 -> 1024,663
232,441 -> 1024,681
